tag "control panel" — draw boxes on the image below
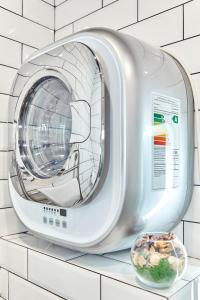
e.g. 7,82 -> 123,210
42,206 -> 67,229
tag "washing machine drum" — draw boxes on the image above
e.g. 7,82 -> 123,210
9,28 -> 194,253
12,42 -> 103,208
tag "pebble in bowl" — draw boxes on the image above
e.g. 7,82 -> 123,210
131,232 -> 187,289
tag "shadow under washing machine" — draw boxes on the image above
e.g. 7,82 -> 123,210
9,28 -> 194,253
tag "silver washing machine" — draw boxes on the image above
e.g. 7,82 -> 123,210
9,28 -> 194,253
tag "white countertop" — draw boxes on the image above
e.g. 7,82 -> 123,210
0,232 -> 200,300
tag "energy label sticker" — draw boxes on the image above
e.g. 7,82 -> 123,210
152,92 -> 180,190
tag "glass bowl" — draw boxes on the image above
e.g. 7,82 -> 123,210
130,232 -> 187,289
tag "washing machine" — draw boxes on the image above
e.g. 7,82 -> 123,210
9,28 -> 194,253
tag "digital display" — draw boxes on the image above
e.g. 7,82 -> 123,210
60,209 -> 67,217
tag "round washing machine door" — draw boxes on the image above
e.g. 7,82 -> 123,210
11,42 -> 105,208
19,76 -> 73,179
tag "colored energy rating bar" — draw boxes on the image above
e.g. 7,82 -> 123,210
154,134 -> 167,146
153,113 -> 168,146
154,113 -> 165,125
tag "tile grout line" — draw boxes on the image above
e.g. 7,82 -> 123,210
56,7 -> 103,32
166,280 -> 193,299
0,63 -> 18,71
55,0 -> 119,32
21,44 -> 23,65
100,275 -> 169,299
56,0 -> 73,8
21,0 -> 23,17
102,0 -> 119,8
54,0 -> 56,42
66,253 -> 86,262
27,248 -> 29,280
0,92 -> 18,97
1,231 -> 28,239
191,71 -> 200,75
0,33 -> 39,50
102,255 -> 131,265
0,207 -> 13,210
0,5 -> 54,32
41,0 -> 55,7
183,220 -> 200,224
1,236 -> 88,263
161,33 -> 200,48
1,267 -> 66,300
55,0 -> 66,8
8,272 -> 10,300
188,254 -> 200,260
100,274 -> 102,300
183,4 -> 185,40
0,122 -> 14,125
118,0 -> 193,31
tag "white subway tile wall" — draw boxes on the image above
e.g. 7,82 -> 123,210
0,0 -> 22,15
0,36 -> 21,68
138,0 -> 190,20
101,276 -> 166,300
184,0 -> 200,39
0,66 -> 17,95
103,0 -> 117,6
0,152 -> 12,179
44,0 -> 54,5
120,7 -> 183,46
55,0 -> 102,30
23,0 -> 54,30
0,0 -> 199,299
0,0 -> 54,242
55,0 -> 65,6
22,45 -> 37,63
0,180 -> 11,208
73,0 -> 137,33
184,222 -> 200,258
55,24 -> 73,41
28,250 -> 100,300
0,268 -> 8,299
0,208 -> 26,236
0,8 -> 53,48
0,238 -> 27,278
9,274 -> 63,300
164,36 -> 200,74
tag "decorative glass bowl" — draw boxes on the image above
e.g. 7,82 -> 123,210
130,232 -> 187,289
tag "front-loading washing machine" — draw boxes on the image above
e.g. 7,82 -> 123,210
9,28 -> 194,253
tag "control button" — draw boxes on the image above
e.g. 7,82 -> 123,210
55,219 -> 60,227
60,209 -> 67,217
49,218 -> 53,225
43,216 -> 47,223
62,221 -> 67,228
